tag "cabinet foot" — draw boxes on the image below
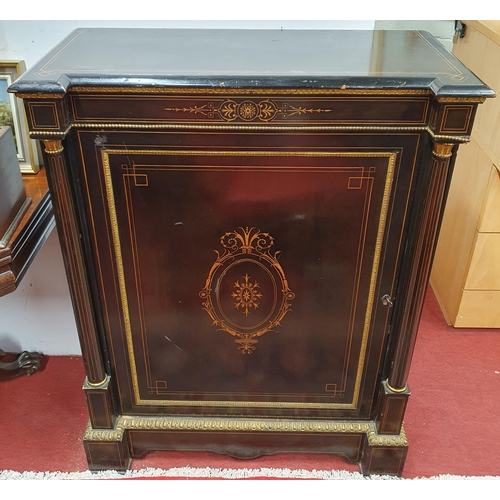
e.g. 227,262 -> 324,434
360,426 -> 408,476
83,421 -> 131,471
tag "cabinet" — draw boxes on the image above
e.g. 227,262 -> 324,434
9,28 -> 492,476
0,126 -> 53,376
0,127 -> 54,297
431,21 -> 500,327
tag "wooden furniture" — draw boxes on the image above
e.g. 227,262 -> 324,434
431,21 -> 500,327
0,126 -> 53,377
0,167 -> 54,297
9,28 -> 492,476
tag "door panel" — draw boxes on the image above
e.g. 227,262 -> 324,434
74,130 -> 421,419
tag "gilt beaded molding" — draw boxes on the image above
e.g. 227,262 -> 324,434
84,415 -> 408,449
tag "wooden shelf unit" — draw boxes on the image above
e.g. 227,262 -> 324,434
431,20 -> 500,327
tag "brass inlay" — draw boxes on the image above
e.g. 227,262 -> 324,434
33,28 -> 87,77
432,143 -> 454,158
199,227 -> 294,354
14,92 -> 65,99
85,414 -> 408,448
428,130 -> 470,143
325,384 -> 339,396
385,381 -> 409,393
29,123 -> 473,144
436,96 -> 486,103
68,86 -> 432,96
367,425 -> 408,447
43,139 -> 64,154
30,126 -> 71,138
151,380 -> 168,395
84,421 -> 124,442
101,152 -> 138,405
84,374 -> 110,388
34,123 -> 431,134
415,31 -> 467,82
120,415 -> 373,433
122,173 -> 156,394
232,273 -> 263,317
101,149 -> 396,408
165,99 -> 332,122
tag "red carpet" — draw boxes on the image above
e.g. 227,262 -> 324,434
1,287 -> 499,479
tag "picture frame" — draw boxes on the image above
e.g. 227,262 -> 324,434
0,60 -> 40,174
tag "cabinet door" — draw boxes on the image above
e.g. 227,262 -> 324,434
73,129 -> 422,419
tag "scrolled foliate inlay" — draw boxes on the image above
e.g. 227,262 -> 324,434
200,227 -> 295,353
165,99 -> 332,123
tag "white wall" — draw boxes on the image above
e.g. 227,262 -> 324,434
0,229 -> 78,355
0,20 -> 376,356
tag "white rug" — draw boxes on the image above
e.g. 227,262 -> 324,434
1,467 -> 499,480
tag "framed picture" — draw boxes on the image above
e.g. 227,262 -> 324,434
0,61 -> 40,174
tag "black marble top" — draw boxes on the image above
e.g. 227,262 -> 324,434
8,28 -> 495,97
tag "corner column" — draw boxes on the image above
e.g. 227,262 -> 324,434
43,140 -> 116,430
376,142 -> 456,434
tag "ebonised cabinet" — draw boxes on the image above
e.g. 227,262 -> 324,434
9,28 -> 493,476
